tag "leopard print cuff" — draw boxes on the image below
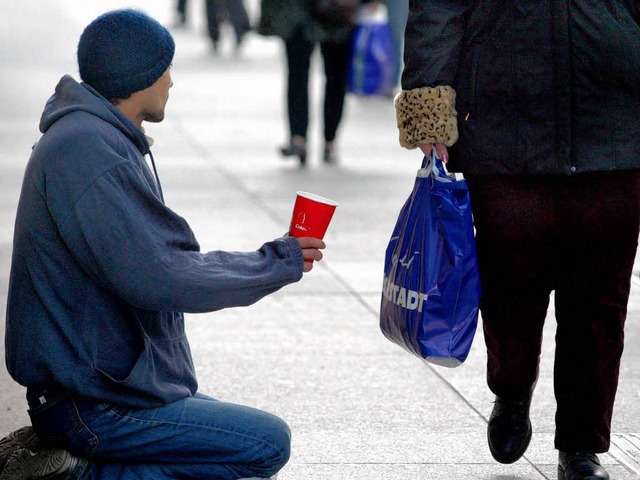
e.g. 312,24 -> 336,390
395,85 -> 458,149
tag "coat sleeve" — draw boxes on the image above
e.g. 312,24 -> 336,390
57,161 -> 304,313
395,0 -> 470,149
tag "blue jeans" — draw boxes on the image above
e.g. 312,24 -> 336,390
27,389 -> 290,479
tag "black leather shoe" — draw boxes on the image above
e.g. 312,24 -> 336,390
0,427 -> 41,472
280,143 -> 307,166
487,395 -> 532,464
0,447 -> 83,480
558,451 -> 609,480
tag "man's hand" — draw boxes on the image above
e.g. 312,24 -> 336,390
296,237 -> 326,272
419,142 -> 449,163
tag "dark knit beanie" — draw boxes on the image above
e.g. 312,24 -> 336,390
77,9 -> 175,99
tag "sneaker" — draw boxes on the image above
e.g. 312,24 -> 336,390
0,447 -> 82,480
0,427 -> 42,471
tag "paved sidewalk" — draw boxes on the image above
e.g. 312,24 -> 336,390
1,1 -> 640,479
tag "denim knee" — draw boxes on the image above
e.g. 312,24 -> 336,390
253,414 -> 291,477
272,418 -> 291,470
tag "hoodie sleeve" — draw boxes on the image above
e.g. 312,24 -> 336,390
56,159 -> 304,313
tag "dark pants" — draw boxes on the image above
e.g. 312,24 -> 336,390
177,0 -> 187,16
466,170 -> 640,453
205,0 -> 250,43
284,25 -> 352,142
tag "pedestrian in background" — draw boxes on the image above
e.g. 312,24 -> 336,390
259,0 -> 372,166
205,0 -> 252,53
384,0 -> 408,92
395,2 -> 640,480
0,8 -> 325,480
174,0 -> 188,26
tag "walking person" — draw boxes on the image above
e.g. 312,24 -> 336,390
205,0 -> 252,53
395,2 -> 640,479
259,0 -> 370,166
0,9 -> 326,480
175,0 -> 188,26
383,0 -> 408,92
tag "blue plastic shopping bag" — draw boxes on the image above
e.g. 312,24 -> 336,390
347,7 -> 395,97
380,152 -> 481,367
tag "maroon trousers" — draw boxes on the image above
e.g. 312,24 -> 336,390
466,170 -> 640,453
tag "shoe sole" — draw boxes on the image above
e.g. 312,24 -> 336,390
0,427 -> 41,470
282,152 -> 307,166
557,458 -> 610,480
557,465 -> 566,480
0,448 -> 80,480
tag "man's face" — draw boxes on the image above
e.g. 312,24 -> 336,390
140,67 -> 173,123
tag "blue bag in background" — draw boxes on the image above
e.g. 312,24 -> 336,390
347,5 -> 395,97
379,152 -> 481,367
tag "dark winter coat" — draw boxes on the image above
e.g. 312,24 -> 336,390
401,0 -> 640,175
258,0 -> 360,44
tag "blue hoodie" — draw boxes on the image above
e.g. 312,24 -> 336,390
5,75 -> 304,407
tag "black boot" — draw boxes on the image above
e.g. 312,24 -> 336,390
558,451 -> 609,480
487,395 -> 532,464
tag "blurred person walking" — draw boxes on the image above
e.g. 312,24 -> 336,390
0,8 -> 326,480
384,0 -> 408,92
175,0 -> 188,26
395,1 -> 640,479
205,0 -> 252,53
259,0 -> 374,166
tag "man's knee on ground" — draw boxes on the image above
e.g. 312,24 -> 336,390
247,414 -> 291,477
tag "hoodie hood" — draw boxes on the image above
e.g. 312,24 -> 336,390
39,75 -> 150,155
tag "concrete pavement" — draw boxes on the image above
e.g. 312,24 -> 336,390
1,1 -> 640,479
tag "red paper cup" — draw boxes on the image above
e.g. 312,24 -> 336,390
288,191 -> 338,261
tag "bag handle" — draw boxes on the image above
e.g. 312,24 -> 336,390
416,148 -> 455,183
